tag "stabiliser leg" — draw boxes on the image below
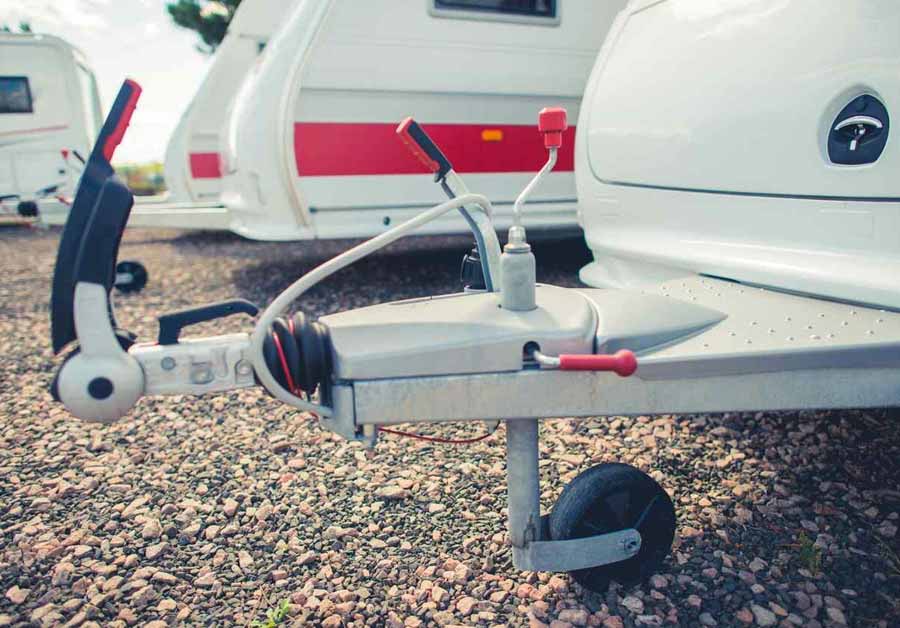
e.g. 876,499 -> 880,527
506,419 -> 542,551
506,418 -> 643,574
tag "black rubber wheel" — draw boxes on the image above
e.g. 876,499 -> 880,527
18,201 -> 38,217
549,462 -> 676,593
114,260 -> 148,294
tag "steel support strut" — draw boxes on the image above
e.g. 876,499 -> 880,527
504,418 -> 643,573
506,419 -> 542,555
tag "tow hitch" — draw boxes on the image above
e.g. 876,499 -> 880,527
49,80 -> 677,592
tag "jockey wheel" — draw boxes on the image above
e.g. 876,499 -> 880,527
114,260 -> 148,294
549,463 -> 677,592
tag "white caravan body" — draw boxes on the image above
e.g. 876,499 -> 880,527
0,34 -> 101,220
163,0 -> 299,204
210,0 -> 623,241
577,0 -> 900,309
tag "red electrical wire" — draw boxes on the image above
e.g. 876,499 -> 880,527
270,331 -> 303,396
378,425 -> 497,444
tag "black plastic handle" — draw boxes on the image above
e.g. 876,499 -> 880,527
72,177 -> 134,287
51,79 -> 142,353
157,299 -> 259,345
396,117 -> 453,181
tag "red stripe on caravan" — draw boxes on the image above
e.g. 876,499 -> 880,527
294,122 -> 575,177
189,152 -> 222,179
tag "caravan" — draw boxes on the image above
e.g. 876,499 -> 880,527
0,33 -> 101,222
142,0 -> 625,240
162,0 -> 300,206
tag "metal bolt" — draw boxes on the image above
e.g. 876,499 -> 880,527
161,357 -> 176,370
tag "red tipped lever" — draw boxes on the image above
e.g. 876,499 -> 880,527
538,107 -> 568,149
558,350 -> 638,377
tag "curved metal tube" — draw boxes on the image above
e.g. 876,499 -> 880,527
512,148 -> 557,230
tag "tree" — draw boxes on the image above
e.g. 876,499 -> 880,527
166,0 -> 241,54
1,21 -> 33,33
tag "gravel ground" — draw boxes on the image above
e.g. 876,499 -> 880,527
1,225 -> 899,628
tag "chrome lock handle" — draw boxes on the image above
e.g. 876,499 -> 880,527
834,114 -> 884,151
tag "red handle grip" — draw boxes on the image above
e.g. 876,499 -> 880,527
101,79 -> 142,162
538,107 -> 568,150
396,117 -> 453,179
558,350 -> 637,376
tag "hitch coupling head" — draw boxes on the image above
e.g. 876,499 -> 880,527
55,351 -> 144,423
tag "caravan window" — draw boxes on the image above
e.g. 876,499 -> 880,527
431,0 -> 559,24
0,77 -> 34,114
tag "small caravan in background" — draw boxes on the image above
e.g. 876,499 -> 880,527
141,0 -> 626,240
163,0 -> 300,205
0,33 -> 101,222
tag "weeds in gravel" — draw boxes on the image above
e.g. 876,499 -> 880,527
792,532 -> 822,575
872,529 -> 900,578
250,599 -> 291,628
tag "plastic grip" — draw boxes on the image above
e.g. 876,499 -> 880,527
538,107 -> 568,149
396,117 -> 453,179
558,350 -> 637,377
101,79 -> 142,162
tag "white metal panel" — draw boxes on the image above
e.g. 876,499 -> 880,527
322,284 -> 596,379
302,0 -> 612,97
576,0 -> 900,308
582,0 -> 900,197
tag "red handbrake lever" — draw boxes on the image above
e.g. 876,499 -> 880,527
530,348 -> 638,377
558,350 -> 637,376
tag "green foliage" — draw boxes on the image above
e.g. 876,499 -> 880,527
1,21 -> 32,33
115,162 -> 166,197
250,599 -> 291,628
794,532 -> 822,575
166,0 -> 241,54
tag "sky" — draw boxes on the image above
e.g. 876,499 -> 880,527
1,0 -> 212,163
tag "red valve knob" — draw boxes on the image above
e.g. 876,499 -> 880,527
558,349 -> 637,377
538,107 -> 568,149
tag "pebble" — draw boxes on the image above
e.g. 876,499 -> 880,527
376,486 -> 410,500
5,587 -> 28,605
750,604 -> 777,627
238,550 -> 254,569
157,598 -> 177,612
557,608 -> 589,626
150,571 -> 177,584
457,596 -> 477,616
145,543 -> 168,560
141,519 -> 162,540
223,498 -> 239,517
825,607 -> 847,625
748,557 -> 767,573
